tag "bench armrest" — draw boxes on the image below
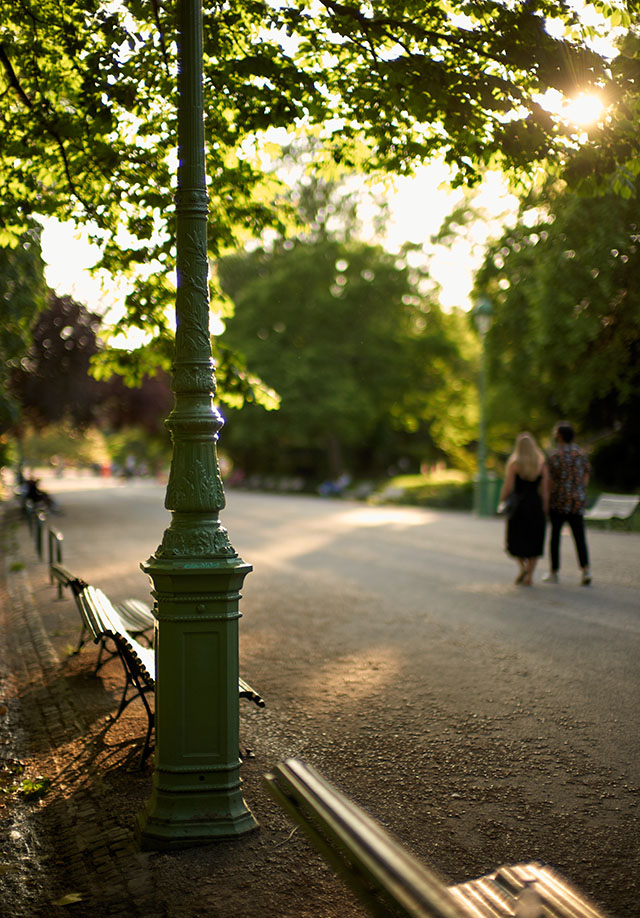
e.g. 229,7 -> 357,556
264,758 -> 464,918
265,759 -> 610,918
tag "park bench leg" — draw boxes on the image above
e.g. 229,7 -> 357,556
93,638 -> 118,674
138,707 -> 155,769
107,651 -> 155,768
73,623 -> 89,656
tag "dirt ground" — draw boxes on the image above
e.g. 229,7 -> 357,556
1,501 -> 637,918
0,507 -> 373,918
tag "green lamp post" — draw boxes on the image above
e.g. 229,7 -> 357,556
137,0 -> 257,849
473,297 -> 493,517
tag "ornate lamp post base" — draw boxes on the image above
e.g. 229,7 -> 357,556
138,786 -> 257,851
137,551 -> 257,850
138,791 -> 257,851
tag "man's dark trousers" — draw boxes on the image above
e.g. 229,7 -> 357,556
549,509 -> 589,571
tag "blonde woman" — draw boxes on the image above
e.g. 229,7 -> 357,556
499,432 -> 550,585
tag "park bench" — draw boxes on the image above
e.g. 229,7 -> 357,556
51,564 -> 155,661
585,493 -> 639,528
47,527 -> 64,595
23,501 -> 48,559
52,565 -> 265,766
265,758 -> 609,918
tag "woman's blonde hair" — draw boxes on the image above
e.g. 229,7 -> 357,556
508,432 -> 543,480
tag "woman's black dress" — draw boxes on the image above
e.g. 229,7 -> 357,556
506,474 -> 546,559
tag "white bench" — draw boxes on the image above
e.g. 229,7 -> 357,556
585,493 -> 639,526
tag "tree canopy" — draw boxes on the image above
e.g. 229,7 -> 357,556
12,293 -> 104,430
563,22 -> 640,198
218,235 -> 476,481
7,290 -> 173,456
0,0 -> 625,345
475,180 -> 640,487
0,225 -> 47,433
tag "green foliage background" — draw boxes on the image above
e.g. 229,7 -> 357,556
476,182 -> 640,488
218,236 -> 477,481
1,1 -> 638,490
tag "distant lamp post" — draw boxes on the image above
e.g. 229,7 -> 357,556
473,297 -> 493,517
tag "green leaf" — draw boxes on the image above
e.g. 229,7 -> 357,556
17,775 -> 52,800
54,893 -> 84,906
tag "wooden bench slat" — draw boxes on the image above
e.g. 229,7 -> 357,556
87,587 -> 156,682
113,597 -> 155,634
91,587 -> 154,644
50,564 -> 84,590
239,676 -> 266,708
449,880 -> 512,918
511,864 -> 606,918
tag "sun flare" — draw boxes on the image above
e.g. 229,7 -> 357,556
563,92 -> 605,126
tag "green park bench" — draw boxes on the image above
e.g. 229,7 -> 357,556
51,564 -> 154,661
51,564 -> 265,766
585,493 -> 639,528
24,502 -> 48,559
265,758 -> 609,918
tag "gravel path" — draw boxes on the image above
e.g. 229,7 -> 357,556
1,480 -> 638,917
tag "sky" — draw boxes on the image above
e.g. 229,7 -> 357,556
41,221 -> 110,312
379,165 -> 519,307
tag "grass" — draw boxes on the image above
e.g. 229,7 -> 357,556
586,514 -> 640,533
371,470 -> 476,511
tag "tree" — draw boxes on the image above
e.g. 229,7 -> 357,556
0,225 -> 47,434
9,292 -> 174,471
218,236 -> 476,482
475,181 -> 640,487
11,293 -> 104,430
0,0 -> 620,351
563,22 -> 640,198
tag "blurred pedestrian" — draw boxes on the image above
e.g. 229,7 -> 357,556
499,432 -> 549,586
24,477 -> 60,513
124,454 -> 136,479
543,421 -> 591,585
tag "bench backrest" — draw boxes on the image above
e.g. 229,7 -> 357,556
586,493 -> 639,520
50,563 -> 85,593
78,585 -> 156,687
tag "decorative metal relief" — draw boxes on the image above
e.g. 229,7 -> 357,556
176,229 -> 211,356
172,362 -> 216,396
165,454 -> 225,512
155,524 -> 237,559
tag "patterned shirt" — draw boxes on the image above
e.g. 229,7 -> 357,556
547,444 -> 590,514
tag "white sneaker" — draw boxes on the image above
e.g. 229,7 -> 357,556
542,572 -> 558,583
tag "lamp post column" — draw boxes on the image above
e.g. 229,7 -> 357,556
137,0 -> 257,849
473,298 -> 493,517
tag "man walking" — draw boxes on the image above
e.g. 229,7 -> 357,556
544,422 -> 591,585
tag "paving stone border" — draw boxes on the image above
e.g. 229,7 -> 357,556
0,506 -> 163,918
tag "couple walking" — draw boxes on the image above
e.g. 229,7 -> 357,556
499,422 -> 591,587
